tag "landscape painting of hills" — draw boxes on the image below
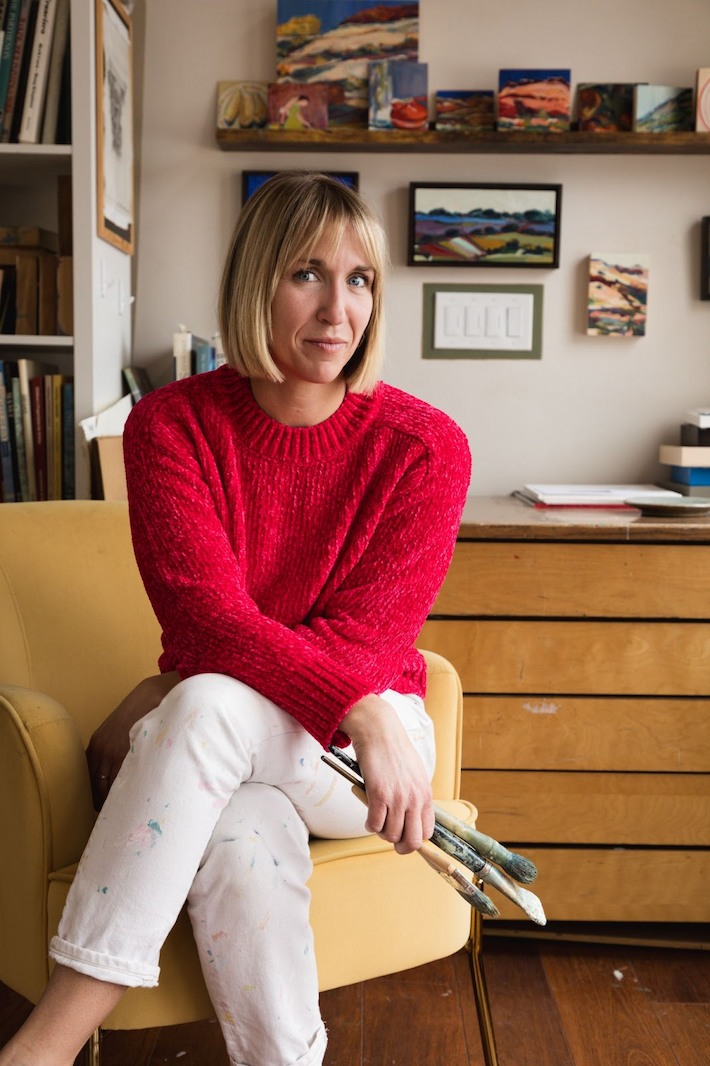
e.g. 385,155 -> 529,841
633,85 -> 694,132
497,68 -> 571,132
587,253 -> 649,336
276,1 -> 419,126
408,182 -> 562,268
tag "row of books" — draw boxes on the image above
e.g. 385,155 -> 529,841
0,0 -> 70,145
172,326 -> 225,380
0,216 -> 72,338
0,357 -> 74,501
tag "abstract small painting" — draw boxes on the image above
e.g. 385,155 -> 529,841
276,1 -> 419,127
434,91 -> 495,132
497,68 -> 571,132
408,183 -> 562,268
577,83 -> 634,132
368,60 -> 428,129
267,82 -> 330,129
587,253 -> 649,337
217,81 -> 268,130
633,85 -> 693,132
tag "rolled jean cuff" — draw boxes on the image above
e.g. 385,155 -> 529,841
49,935 -> 160,988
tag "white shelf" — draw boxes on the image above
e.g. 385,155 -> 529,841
0,143 -> 72,184
0,334 -> 73,348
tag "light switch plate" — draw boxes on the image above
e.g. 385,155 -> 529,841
422,283 -> 543,359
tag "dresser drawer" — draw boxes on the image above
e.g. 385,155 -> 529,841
420,619 -> 710,695
461,696 -> 710,772
487,847 -> 710,923
461,770 -> 710,846
432,542 -> 710,618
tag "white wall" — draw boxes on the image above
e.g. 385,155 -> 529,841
134,0 -> 710,495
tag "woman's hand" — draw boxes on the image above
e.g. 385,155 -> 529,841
340,694 -> 434,855
86,672 -> 181,809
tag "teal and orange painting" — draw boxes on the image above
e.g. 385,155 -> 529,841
276,2 -> 419,126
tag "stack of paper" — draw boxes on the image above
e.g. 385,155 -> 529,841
513,484 -> 682,508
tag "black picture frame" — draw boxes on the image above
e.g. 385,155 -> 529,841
241,170 -> 360,205
408,182 -> 562,269
701,217 -> 710,300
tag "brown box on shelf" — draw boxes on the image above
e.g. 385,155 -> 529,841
57,256 -> 73,336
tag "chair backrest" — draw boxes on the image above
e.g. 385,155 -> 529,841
0,502 -> 462,795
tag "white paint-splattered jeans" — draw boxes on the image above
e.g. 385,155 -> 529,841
49,674 -> 435,1066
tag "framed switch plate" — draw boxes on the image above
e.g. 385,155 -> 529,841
422,283 -> 543,359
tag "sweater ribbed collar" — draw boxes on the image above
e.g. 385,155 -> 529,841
218,367 -> 383,463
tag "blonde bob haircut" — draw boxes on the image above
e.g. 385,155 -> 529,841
218,170 -> 388,394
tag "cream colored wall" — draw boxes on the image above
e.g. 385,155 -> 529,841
134,0 -> 710,495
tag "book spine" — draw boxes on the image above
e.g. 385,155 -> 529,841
0,378 -> 16,501
51,372 -> 61,496
173,329 -> 194,380
30,372 -> 46,499
669,464 -> 710,486
1,362 -> 21,491
0,0 -> 21,128
16,358 -> 37,499
39,0 -> 66,143
11,375 -> 29,500
61,376 -> 73,498
0,0 -> 31,142
8,0 -> 36,142
18,0 -> 57,145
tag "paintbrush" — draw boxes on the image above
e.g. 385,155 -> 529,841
325,747 -> 546,925
329,746 -> 538,884
320,752 -> 500,918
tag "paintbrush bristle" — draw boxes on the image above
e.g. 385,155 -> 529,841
503,853 -> 538,884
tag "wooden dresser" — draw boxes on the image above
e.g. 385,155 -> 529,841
420,496 -> 710,925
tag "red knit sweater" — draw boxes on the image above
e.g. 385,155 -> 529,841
123,367 -> 471,749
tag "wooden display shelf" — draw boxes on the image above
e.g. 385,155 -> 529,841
216,127 -> 710,155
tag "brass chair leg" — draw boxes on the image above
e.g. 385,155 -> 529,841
468,910 -> 499,1066
76,1028 -> 101,1066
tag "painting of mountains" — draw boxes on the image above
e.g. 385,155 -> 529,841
276,2 -> 419,126
633,85 -> 693,132
408,183 -> 562,268
587,253 -> 649,336
497,68 -> 571,132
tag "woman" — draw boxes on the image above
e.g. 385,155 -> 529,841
1,171 -> 471,1066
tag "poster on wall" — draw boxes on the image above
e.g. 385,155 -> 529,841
96,0 -> 134,254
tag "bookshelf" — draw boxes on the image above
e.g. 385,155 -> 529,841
216,128 -> 710,155
0,0 -> 133,500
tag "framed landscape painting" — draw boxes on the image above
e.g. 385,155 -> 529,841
408,182 -> 562,268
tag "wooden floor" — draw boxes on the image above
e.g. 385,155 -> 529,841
1,930 -> 709,1065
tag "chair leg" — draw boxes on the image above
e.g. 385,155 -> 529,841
75,1028 -> 101,1066
468,910 -> 499,1066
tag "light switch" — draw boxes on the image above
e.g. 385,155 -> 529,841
434,291 -> 535,351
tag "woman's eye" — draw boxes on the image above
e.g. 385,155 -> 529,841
294,268 -> 318,282
349,273 -> 370,288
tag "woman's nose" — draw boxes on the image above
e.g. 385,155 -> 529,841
317,282 -> 346,322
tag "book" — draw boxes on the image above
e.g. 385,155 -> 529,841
194,337 -> 215,374
660,479 -> 710,498
685,406 -> 710,429
11,374 -> 29,499
8,0 -> 37,142
669,465 -> 710,486
0,0 -> 32,142
18,0 -> 57,144
0,374 -> 16,501
514,483 -> 681,508
122,364 -> 153,403
60,375 -> 73,497
0,224 -> 58,251
29,371 -> 46,498
16,356 -> 44,498
39,0 -> 66,143
173,325 -> 209,380
0,360 -> 20,492
0,0 -> 22,131
659,444 -> 710,468
680,423 -> 710,447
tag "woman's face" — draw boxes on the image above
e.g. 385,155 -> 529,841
269,226 -> 374,388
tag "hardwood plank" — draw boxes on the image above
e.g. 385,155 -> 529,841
94,1026 -> 161,1066
460,770 -> 710,845
461,696 -> 710,772
420,619 -> 710,695
433,543 -> 710,619
450,948 -> 488,1066
653,1004 -> 710,1066
628,948 -> 710,1003
320,983 -> 363,1066
540,942 -> 681,1066
473,939 -> 574,1066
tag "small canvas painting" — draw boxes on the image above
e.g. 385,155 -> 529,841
434,91 -> 495,132
696,69 -> 710,132
587,253 -> 649,337
633,85 -> 693,132
497,68 -> 571,132
216,81 -> 268,129
577,83 -> 635,132
267,82 -> 330,129
368,60 -> 428,129
276,1 -> 419,127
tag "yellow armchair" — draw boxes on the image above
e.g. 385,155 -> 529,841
0,502 -> 497,1064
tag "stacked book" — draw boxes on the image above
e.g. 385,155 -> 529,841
0,356 -> 74,501
658,407 -> 710,496
513,483 -> 681,509
172,326 -> 225,380
0,0 -> 71,146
